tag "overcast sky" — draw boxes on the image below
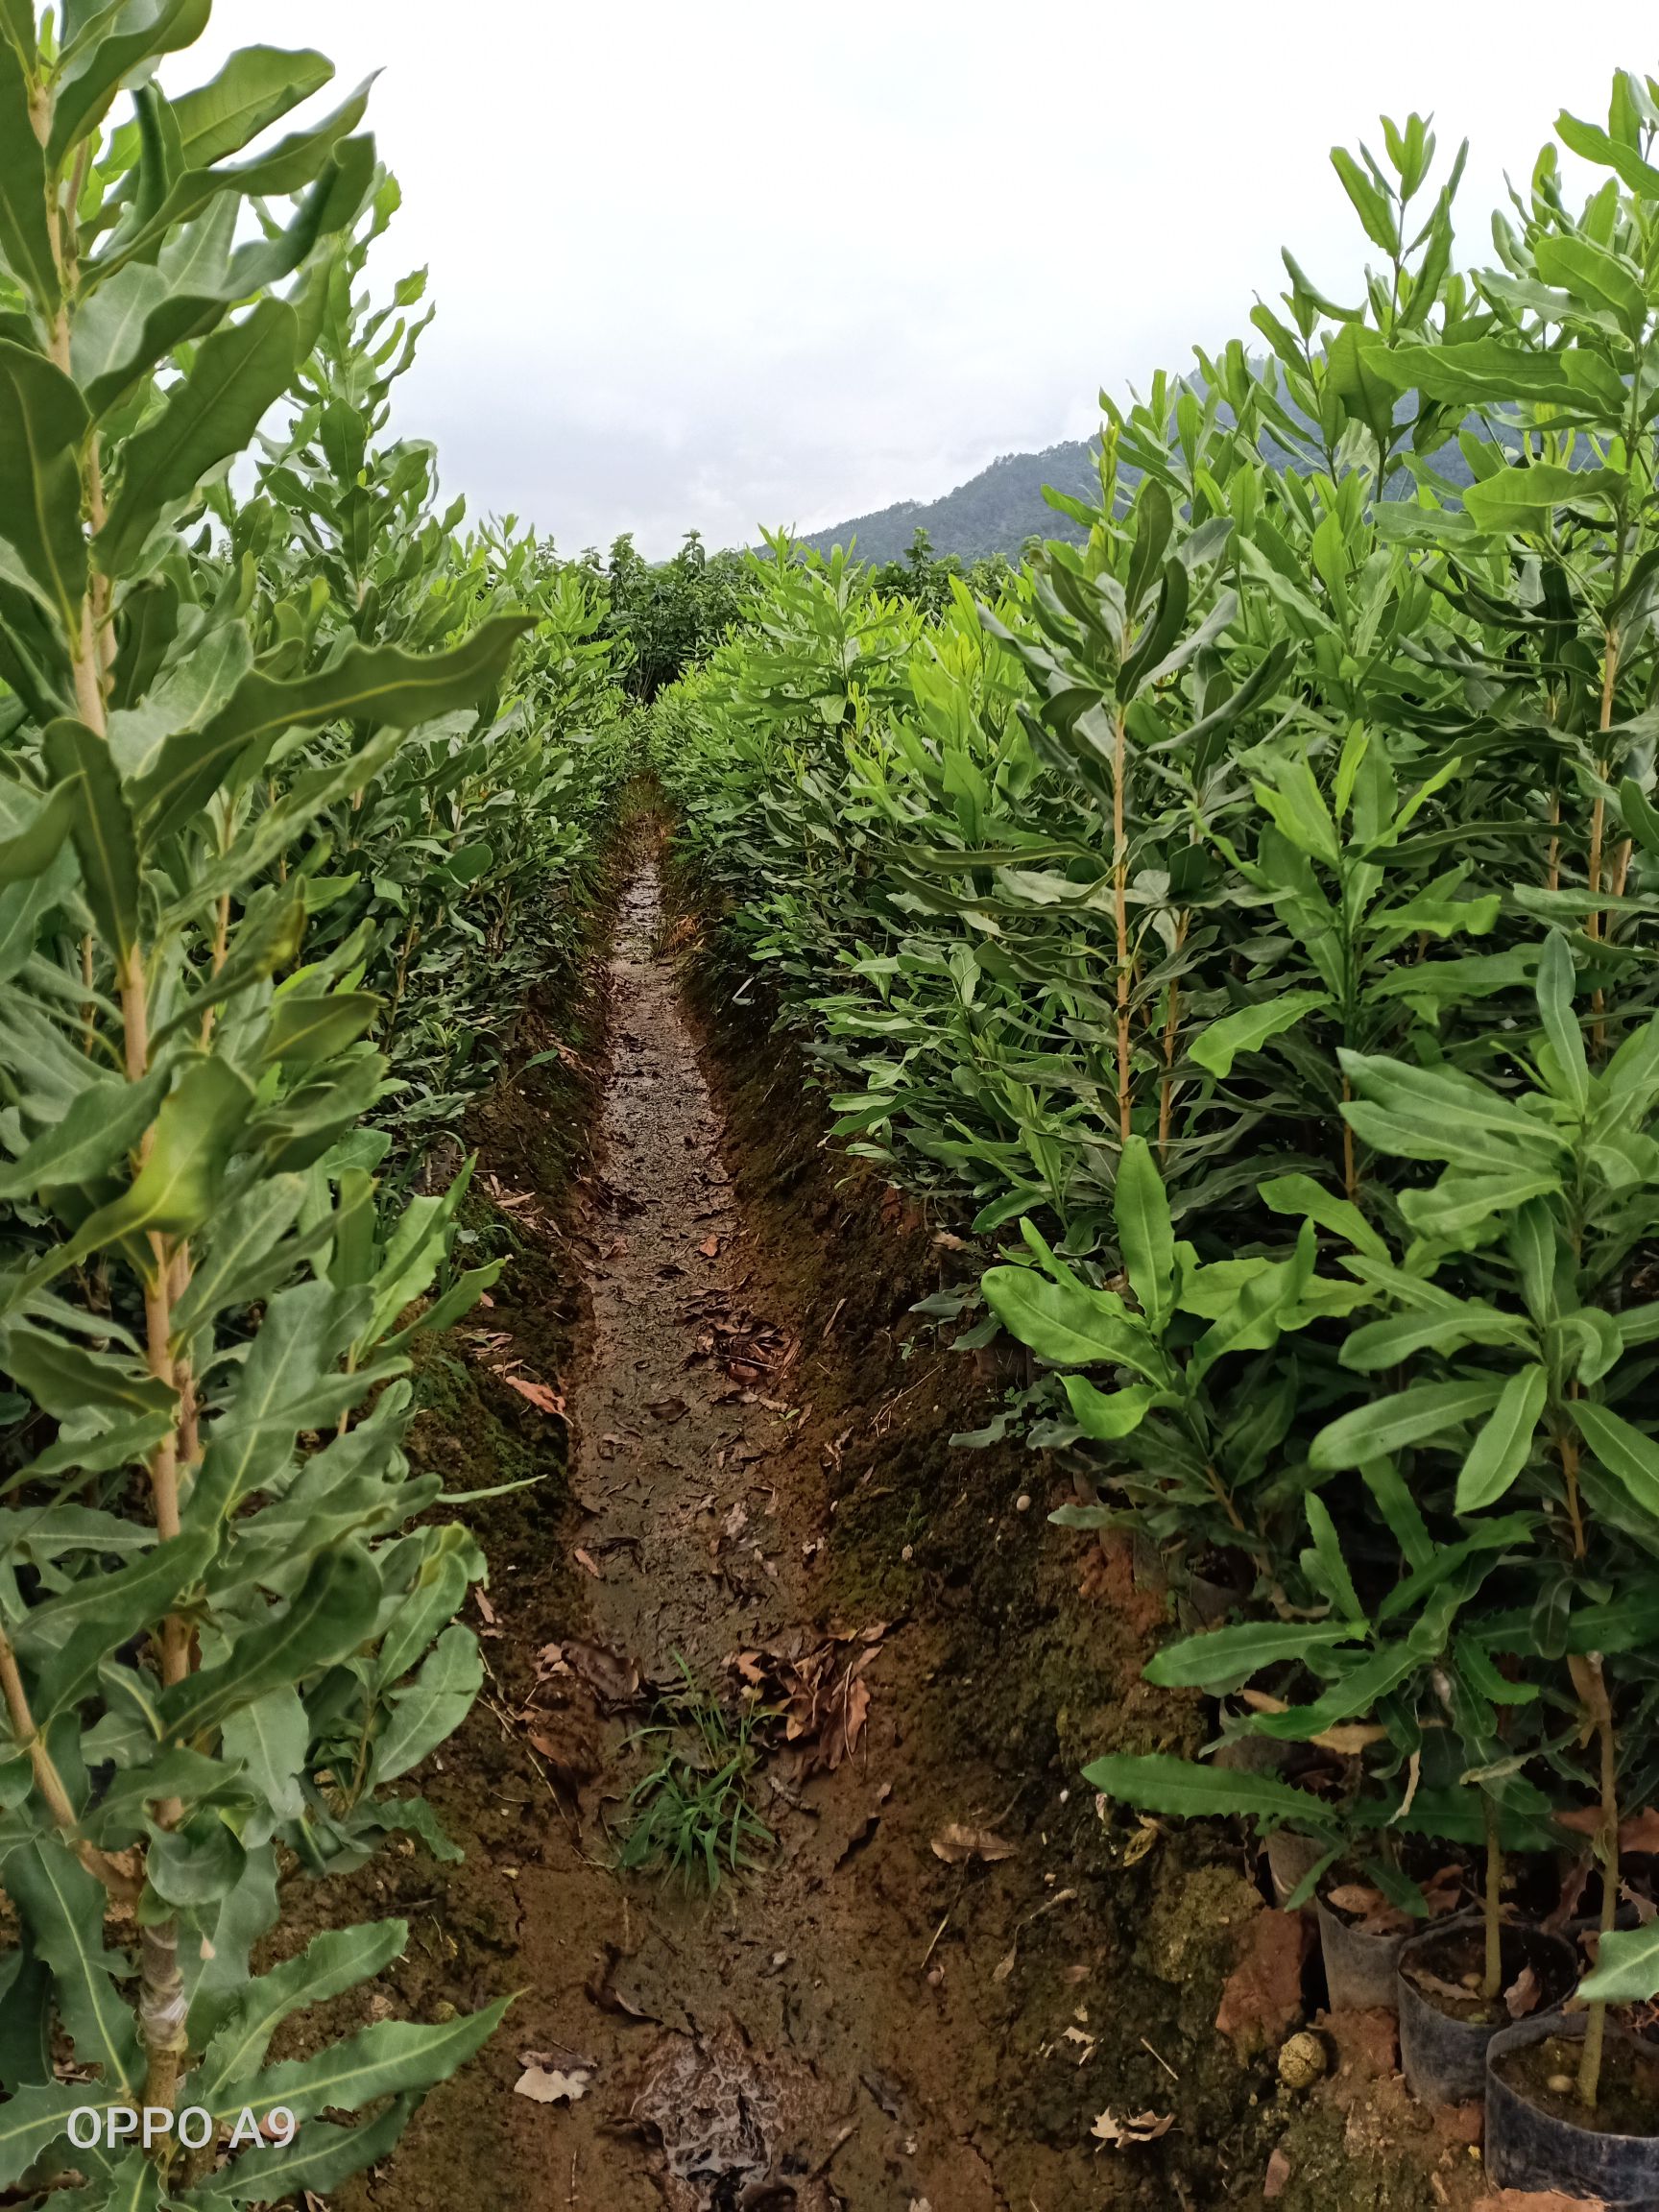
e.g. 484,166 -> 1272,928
197,1 -> 1656,558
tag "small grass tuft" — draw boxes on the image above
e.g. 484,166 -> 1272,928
616,1655 -> 774,1888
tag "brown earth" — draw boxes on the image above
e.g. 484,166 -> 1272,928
317,809 -> 1503,2212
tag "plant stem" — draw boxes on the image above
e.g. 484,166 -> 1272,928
1576,1654 -> 1618,2111
1482,1790 -> 1503,2005
1112,705 -> 1132,1143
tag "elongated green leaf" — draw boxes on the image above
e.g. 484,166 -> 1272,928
6,1839 -> 140,2091
1081,1752 -> 1339,1828
0,345 -> 88,633
41,717 -> 141,958
981,1262 -> 1154,1373
371,1623 -> 481,1785
195,1922 -> 407,2099
172,45 -> 334,167
161,1543 -> 381,1736
1575,1402 -> 1659,1522
229,1995 -> 510,2126
197,2097 -> 417,2203
1536,931 -> 1589,1111
59,1057 -> 253,1261
1259,1172 -> 1388,1261
1304,1492 -> 1364,1622
0,46 -> 54,309
1142,1619 -> 1362,1691
1061,1374 -> 1159,1441
1196,995 -> 1332,1079
0,2082 -> 88,2190
1310,1379 -> 1505,1471
99,300 -> 301,578
1455,1364 -> 1548,1513
1463,463 -> 1624,528
49,0 -> 211,160
1113,1135 -> 1173,1329
0,1066 -> 165,1201
0,781 -> 79,889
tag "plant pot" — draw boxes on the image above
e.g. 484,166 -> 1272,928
1317,1892 -> 1407,2011
1398,1910 -> 1575,2106
1265,1829 -> 1326,1907
1487,2011 -> 1659,2207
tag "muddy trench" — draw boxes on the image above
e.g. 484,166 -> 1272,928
336,825 -> 1080,2211
325,817 -> 1486,2212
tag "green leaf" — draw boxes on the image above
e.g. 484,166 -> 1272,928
0,1066 -> 165,1201
41,717 -> 141,959
1455,1365 -> 1548,1513
1080,1752 -> 1338,1829
0,2082 -> 88,2191
264,991 -> 380,1070
1536,931 -> 1589,1111
1061,1375 -> 1160,1441
370,1623 -> 481,1785
0,781 -> 79,890
1259,1172 -> 1388,1261
1578,1922 -> 1659,2005
1463,463 -> 1625,529
195,2098 -> 417,2203
99,300 -> 301,578
0,43 -> 56,310
1575,1403 -> 1659,1522
6,1839 -> 140,2091
1533,232 -> 1647,335
1192,990 -> 1330,1078
1310,1379 -> 1506,1471
1556,108 -> 1659,199
50,0 -> 212,161
981,1262 -> 1154,1373
228,1996 -> 511,2127
0,344 -> 89,633
1113,1135 -> 1174,1329
172,45 -> 335,166
1142,1619 -> 1362,1692
1359,1457 -> 1434,1571
136,619 -> 534,841
59,1057 -> 253,1262
160,1543 -> 382,1737
1304,1493 -> 1365,1622
195,1922 -> 407,2099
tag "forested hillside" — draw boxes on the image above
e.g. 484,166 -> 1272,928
799,437 -> 1099,560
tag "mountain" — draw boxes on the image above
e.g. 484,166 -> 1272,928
800,439 -> 1098,565
798,410 -> 1495,566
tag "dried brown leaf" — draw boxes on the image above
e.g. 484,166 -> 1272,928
931,1822 -> 1016,1865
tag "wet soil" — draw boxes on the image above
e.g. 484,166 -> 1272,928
321,811 -> 1504,2212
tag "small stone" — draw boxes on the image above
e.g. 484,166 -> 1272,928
1016,1494 -> 1031,1512
1277,2031 -> 1328,2089
901,1545 -> 914,1562
430,1999 -> 458,2023
1546,2071 -> 1575,2095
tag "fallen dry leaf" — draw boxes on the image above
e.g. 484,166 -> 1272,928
514,2063 -> 591,2104
1090,2108 -> 1173,2149
503,1374 -> 565,1417
563,1640 -> 641,1710
698,1236 -> 721,1258
1504,1962 -> 1541,2020
572,1547 -> 602,1579
645,1394 -> 689,1423
930,1822 -> 1016,1865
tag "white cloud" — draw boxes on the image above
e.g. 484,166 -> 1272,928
196,0 -> 1655,553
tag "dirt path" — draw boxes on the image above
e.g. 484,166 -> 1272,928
357,828 -> 1071,2211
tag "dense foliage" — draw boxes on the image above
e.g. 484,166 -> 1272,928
658,82 -> 1659,2103
0,11 -> 621,2202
